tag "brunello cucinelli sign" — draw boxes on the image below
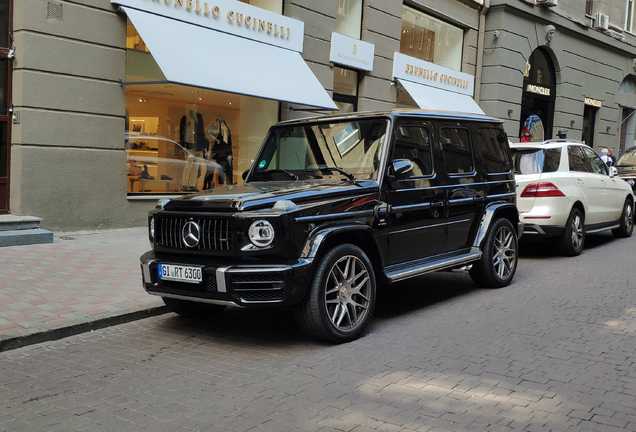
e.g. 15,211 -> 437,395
392,52 -> 475,96
329,32 -> 375,72
111,0 -> 305,52
585,97 -> 602,108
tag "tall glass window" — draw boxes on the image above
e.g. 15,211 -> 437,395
333,67 -> 358,113
582,105 -> 597,147
336,0 -> 363,39
400,5 -> 463,71
627,0 -> 635,33
585,0 -> 593,15
0,0 -> 8,48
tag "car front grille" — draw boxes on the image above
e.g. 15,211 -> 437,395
156,216 -> 233,252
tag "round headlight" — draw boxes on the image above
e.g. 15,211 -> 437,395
248,220 -> 275,248
149,216 -> 155,240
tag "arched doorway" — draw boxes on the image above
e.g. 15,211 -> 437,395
618,75 -> 636,154
519,47 -> 556,142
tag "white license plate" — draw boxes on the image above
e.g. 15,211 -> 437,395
158,264 -> 203,284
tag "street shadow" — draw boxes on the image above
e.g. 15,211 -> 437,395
152,270 -> 479,347
519,231 -> 618,259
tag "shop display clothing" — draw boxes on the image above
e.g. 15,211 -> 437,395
207,116 -> 234,185
182,150 -> 205,191
180,110 -> 207,151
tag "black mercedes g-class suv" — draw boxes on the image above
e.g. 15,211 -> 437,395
140,109 -> 521,343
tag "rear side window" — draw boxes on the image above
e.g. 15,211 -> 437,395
476,126 -> 511,174
568,146 -> 592,172
511,148 -> 561,174
440,127 -> 474,175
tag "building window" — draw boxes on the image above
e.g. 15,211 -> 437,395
585,0 -> 593,15
627,0 -> 635,33
336,0 -> 363,39
333,67 -> 359,113
400,5 -> 463,71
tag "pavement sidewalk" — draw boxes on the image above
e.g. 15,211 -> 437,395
0,227 -> 167,352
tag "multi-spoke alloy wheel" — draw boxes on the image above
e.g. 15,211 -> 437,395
492,223 -> 516,281
470,218 -> 518,288
324,254 -> 372,333
612,199 -> 634,238
557,208 -> 585,256
294,244 -> 376,343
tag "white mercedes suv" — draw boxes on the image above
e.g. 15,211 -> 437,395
510,140 -> 634,256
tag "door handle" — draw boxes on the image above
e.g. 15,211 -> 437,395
474,193 -> 485,202
601,180 -> 606,186
431,200 -> 444,208
577,179 -> 585,185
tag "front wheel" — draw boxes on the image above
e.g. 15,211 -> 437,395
612,199 -> 634,238
469,218 -> 518,288
162,297 -> 226,319
294,244 -> 376,343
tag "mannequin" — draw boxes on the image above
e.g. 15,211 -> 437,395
180,106 -> 207,192
206,115 -> 234,185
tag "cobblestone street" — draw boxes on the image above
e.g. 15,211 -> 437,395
1,233 -> 635,431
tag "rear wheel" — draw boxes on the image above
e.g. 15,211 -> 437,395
469,218 -> 518,288
294,244 -> 376,343
557,208 -> 584,256
162,297 -> 226,319
612,199 -> 634,238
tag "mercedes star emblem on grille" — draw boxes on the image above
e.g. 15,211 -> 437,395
182,221 -> 201,248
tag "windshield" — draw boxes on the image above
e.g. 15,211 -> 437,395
251,119 -> 389,182
511,148 -> 561,174
617,147 -> 636,167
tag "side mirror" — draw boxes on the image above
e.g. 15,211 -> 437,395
609,166 -> 618,178
242,168 -> 250,181
391,159 -> 413,180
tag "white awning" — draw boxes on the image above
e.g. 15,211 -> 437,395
122,7 -> 337,110
397,79 -> 485,115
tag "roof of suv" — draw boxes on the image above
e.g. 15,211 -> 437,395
277,108 -> 503,126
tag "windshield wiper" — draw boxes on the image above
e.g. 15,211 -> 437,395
322,166 -> 356,184
262,169 -> 298,180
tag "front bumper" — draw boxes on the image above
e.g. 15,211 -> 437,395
140,251 -> 314,308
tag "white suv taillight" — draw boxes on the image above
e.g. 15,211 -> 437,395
520,182 -> 565,198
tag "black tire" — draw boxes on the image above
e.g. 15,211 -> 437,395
162,297 -> 226,319
293,244 -> 376,343
612,199 -> 634,238
469,218 -> 518,288
557,208 -> 585,256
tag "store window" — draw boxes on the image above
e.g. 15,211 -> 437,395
336,0 -> 363,39
125,0 -> 282,195
582,104 -> 597,146
333,67 -> 358,113
400,5 -> 463,71
0,0 -> 8,48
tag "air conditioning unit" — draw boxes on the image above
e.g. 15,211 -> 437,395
536,0 -> 557,7
594,13 -> 609,30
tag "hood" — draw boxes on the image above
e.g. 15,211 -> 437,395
163,180 -> 379,212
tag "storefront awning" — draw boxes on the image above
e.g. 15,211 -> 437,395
121,7 -> 338,110
397,79 -> 485,115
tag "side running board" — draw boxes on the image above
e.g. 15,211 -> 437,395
385,251 -> 481,283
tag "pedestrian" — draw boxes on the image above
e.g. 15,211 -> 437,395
600,148 -> 614,166
608,148 -> 617,166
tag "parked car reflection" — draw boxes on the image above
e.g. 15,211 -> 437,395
125,132 -> 225,194
616,146 -> 636,192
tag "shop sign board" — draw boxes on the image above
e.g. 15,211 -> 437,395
329,32 -> 374,72
111,0 -> 305,52
584,97 -> 602,108
526,84 -> 551,96
392,52 -> 474,97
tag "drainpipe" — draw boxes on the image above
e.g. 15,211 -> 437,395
475,0 -> 490,104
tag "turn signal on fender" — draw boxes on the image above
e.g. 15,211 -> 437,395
520,182 -> 566,198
